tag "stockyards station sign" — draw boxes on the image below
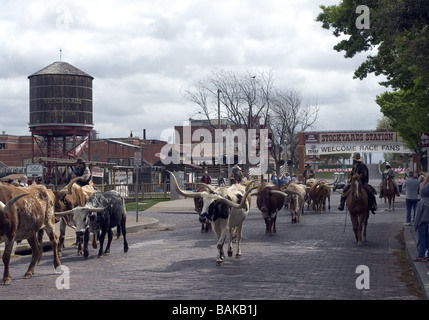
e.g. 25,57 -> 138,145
305,131 -> 412,155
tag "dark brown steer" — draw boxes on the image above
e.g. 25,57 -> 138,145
255,183 -> 286,235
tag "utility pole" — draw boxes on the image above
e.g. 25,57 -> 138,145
218,89 -> 222,178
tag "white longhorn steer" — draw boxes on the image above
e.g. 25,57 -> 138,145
168,170 -> 255,265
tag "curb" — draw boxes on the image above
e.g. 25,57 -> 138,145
404,225 -> 429,300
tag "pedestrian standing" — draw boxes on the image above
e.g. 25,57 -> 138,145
413,174 -> 429,261
397,175 -> 404,194
218,175 -> 226,187
403,172 -> 421,225
200,171 -> 211,184
271,173 -> 278,186
19,175 -> 28,187
229,165 -> 244,185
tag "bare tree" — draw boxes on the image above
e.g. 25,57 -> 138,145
184,69 -> 274,130
269,89 -> 319,175
183,70 -> 318,176
183,69 -> 274,171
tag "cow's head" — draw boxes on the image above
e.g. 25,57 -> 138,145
198,193 -> 232,223
56,206 -> 105,235
53,177 -> 84,212
167,170 -> 256,224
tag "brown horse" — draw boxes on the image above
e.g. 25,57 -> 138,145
345,174 -> 369,245
383,173 -> 396,211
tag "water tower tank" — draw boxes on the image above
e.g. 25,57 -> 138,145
28,61 -> 94,132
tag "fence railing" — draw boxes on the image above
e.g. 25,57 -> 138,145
92,182 -> 202,201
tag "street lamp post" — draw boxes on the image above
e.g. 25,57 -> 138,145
218,89 -> 222,178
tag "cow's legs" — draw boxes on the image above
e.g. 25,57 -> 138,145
83,229 -> 90,259
234,224 -> 243,258
43,224 -> 61,269
272,215 -> 277,233
37,229 -> 44,250
216,239 -> 226,265
215,221 -> 228,265
24,235 -> 43,279
97,229 -> 107,257
1,239 -> 14,285
228,226 -> 234,257
121,220 -> 129,253
264,218 -> 270,235
58,218 -> 67,257
103,229 -> 113,256
76,233 -> 83,256
92,231 -> 98,249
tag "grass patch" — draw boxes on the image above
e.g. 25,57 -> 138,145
393,228 -> 424,299
125,198 -> 170,212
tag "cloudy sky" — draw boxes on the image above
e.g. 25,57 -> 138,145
0,0 -> 387,141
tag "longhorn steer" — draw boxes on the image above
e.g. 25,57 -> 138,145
283,182 -> 307,223
41,177 -> 99,256
0,183 -> 61,285
56,191 -> 128,259
255,183 -> 287,235
308,181 -> 331,212
168,170 -> 255,265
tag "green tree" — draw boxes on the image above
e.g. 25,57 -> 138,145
317,0 -> 429,171
376,88 -> 428,170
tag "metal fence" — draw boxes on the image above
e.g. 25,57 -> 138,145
92,182 -> 201,201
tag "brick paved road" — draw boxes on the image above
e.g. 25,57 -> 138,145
0,192 -> 419,302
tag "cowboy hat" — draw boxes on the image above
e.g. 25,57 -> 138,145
352,152 -> 363,162
76,157 -> 86,164
385,162 -> 391,167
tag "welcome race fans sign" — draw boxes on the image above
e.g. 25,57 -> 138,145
304,131 -> 412,156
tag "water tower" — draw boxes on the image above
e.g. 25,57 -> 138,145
28,61 -> 94,183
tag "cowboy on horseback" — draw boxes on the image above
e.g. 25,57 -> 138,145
337,152 -> 378,214
378,162 -> 401,198
302,163 -> 315,185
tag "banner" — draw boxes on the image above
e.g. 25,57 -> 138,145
306,142 -> 412,155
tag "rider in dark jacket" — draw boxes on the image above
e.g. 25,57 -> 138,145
337,152 -> 377,214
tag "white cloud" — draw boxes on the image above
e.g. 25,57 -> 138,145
0,0 -> 388,141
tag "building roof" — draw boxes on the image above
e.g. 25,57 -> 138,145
106,139 -> 146,150
28,61 -> 93,79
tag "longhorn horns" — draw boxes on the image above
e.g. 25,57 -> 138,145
0,193 -> 30,214
167,170 -> 205,198
57,177 -> 84,197
55,206 -> 106,217
167,170 -> 257,208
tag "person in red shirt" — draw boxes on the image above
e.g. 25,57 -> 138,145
200,172 -> 211,184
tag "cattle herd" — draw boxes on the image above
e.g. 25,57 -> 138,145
0,171 -> 334,285
168,171 -> 334,265
0,177 -> 128,285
